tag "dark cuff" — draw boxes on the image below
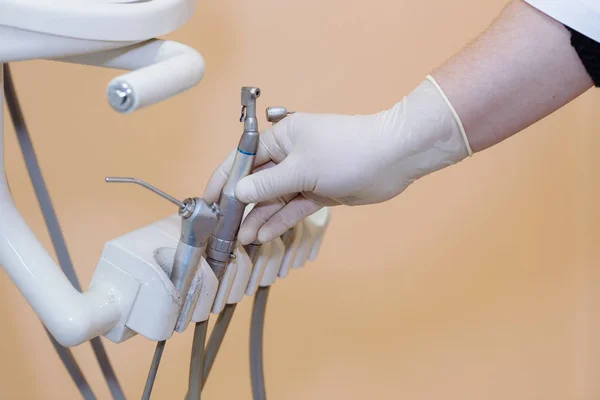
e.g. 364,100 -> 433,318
567,26 -> 600,87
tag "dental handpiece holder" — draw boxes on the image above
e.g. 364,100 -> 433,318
0,51 -> 205,348
86,177 -> 224,344
0,11 -> 335,400
85,97 -> 329,346
0,72 -> 332,349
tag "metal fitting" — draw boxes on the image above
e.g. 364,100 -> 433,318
239,87 -> 261,131
107,81 -> 134,113
241,87 -> 261,106
266,106 -> 294,124
179,198 -> 196,219
180,198 -> 221,248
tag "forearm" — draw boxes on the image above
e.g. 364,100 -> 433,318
432,0 -> 593,152
204,0 -> 596,243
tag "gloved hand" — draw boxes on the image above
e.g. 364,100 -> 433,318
204,76 -> 471,245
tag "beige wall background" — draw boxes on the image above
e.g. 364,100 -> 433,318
1,0 -> 598,398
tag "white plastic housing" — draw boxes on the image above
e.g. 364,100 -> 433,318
226,245 -> 252,305
278,223 -> 304,279
259,238 -> 286,287
295,208 -> 332,267
0,0 -> 195,42
309,208 -> 332,261
292,222 -> 314,270
0,25 -> 137,63
90,220 -> 183,342
211,258 -> 238,315
190,259 -> 218,323
245,242 -> 271,296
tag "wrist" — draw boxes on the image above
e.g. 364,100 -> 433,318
382,76 -> 471,184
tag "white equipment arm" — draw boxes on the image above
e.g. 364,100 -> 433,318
0,68 -> 121,347
55,39 -> 205,113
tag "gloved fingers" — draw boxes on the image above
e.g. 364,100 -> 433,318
235,156 -> 316,204
258,124 -> 291,164
302,191 -> 341,207
252,160 -> 276,173
238,194 -> 296,245
257,195 -> 322,244
202,134 -> 286,203
203,149 -> 236,203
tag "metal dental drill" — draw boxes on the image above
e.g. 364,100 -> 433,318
104,177 -> 221,399
200,104 -> 292,398
205,86 -> 262,277
265,106 -> 294,124
187,87 -> 263,399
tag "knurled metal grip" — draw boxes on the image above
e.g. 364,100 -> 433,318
206,238 -> 235,262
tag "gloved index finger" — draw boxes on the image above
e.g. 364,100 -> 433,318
203,148 -> 236,203
202,132 -> 279,203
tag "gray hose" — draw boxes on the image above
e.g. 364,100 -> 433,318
187,321 -> 208,399
200,244 -> 261,391
249,286 -> 270,400
142,341 -> 166,400
89,338 -> 125,400
3,64 -> 126,400
46,328 -> 97,400
201,304 -> 237,389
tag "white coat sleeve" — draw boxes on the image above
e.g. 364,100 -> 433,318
524,0 -> 600,43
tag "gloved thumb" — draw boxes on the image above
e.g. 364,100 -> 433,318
235,157 -> 312,203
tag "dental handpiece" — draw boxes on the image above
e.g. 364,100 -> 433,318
171,198 -> 221,295
105,177 -> 221,400
205,86 -> 261,278
104,177 -> 221,295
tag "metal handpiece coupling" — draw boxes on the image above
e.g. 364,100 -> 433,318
171,197 -> 221,296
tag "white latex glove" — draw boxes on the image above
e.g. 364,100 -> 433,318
204,76 -> 471,245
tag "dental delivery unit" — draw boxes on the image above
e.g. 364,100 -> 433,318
0,0 -> 331,398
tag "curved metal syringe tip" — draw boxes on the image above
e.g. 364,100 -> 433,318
54,39 -> 205,113
105,177 -> 186,209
